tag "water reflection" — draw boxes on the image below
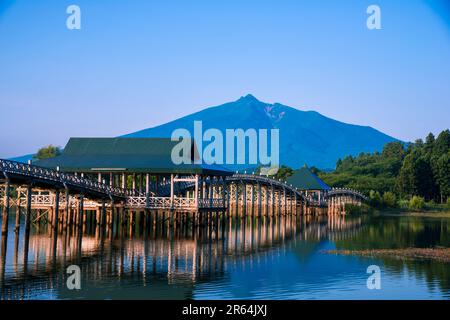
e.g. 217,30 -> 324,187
0,211 -> 449,299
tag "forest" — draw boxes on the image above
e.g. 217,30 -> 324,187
317,129 -> 450,209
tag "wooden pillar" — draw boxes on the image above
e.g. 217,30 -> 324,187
14,188 -> 21,233
23,183 -> 32,266
53,189 -> 60,234
250,183 -> 255,217
1,178 -> 10,236
110,201 -> 115,229
170,174 -> 174,208
139,173 -> 143,194
78,195 -> 84,228
194,174 -> 199,209
145,173 -> 150,208
25,184 -> 32,235
221,176 -> 226,209
258,183 -> 262,212
242,182 -> 246,217
234,182 -> 239,215
271,184 -> 275,217
101,199 -> 106,227
122,173 -> 126,189
64,189 -> 70,230
294,192 -> 298,215
209,176 -> 213,208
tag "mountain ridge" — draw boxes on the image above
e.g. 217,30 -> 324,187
123,94 -> 399,170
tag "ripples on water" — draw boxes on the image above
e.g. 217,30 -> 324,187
0,211 -> 449,300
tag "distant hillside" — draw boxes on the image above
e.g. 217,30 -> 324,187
123,94 -> 398,169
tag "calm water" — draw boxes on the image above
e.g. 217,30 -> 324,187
0,210 -> 449,300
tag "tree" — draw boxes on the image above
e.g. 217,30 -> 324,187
274,165 -> 294,181
397,153 -> 417,196
435,152 -> 450,203
434,130 -> 450,155
34,145 -> 62,160
425,132 -> 435,154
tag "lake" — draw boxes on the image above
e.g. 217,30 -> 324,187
0,211 -> 449,300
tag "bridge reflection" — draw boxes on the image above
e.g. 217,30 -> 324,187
0,213 -> 362,299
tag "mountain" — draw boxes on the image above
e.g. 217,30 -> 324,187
123,94 -> 398,169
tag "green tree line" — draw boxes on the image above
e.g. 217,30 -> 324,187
318,129 -> 450,206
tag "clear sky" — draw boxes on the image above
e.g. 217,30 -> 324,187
0,0 -> 449,158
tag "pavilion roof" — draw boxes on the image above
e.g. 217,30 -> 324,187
35,138 -> 232,176
286,166 -> 331,190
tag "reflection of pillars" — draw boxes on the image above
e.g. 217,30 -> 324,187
110,203 -> 115,240
23,184 -> 32,268
283,188 -> 287,216
101,199 -> 106,228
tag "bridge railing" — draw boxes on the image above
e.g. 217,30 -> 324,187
226,173 -> 307,201
0,159 -> 138,199
325,187 -> 367,200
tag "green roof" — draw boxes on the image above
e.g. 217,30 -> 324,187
35,138 -> 232,175
286,166 -> 330,190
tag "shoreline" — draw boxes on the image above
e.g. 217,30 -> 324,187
324,248 -> 450,263
377,210 -> 450,218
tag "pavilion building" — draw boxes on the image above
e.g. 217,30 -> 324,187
35,137 -> 232,211
286,165 -> 330,204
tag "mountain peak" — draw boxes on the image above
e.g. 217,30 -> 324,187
238,94 -> 260,103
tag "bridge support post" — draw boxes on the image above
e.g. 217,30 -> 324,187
77,195 -> 84,230
1,178 -> 10,237
234,182 -> 239,216
101,199 -> 106,228
271,185 -> 275,217
294,192 -> 298,215
52,189 -> 60,256
14,188 -> 22,233
257,183 -> 262,218
250,184 -> 254,218
53,189 -> 60,233
242,182 -> 247,218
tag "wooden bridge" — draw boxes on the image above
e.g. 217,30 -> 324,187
0,157 -> 367,251
1,158 -> 366,220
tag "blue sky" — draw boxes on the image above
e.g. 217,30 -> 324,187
0,0 -> 449,158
